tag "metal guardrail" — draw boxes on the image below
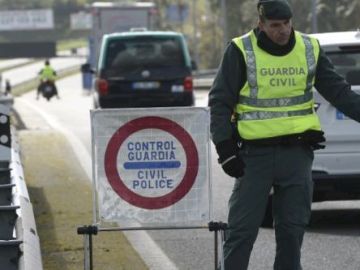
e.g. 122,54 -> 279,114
0,102 -> 42,269
194,78 -> 214,90
193,68 -> 217,78
193,69 -> 216,90
11,127 -> 43,270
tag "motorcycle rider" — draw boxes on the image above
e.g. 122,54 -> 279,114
37,59 -> 59,100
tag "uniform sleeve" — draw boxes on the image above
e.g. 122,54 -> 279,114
208,42 -> 247,144
315,47 -> 360,122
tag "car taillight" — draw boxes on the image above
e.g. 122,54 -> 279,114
183,76 -> 193,91
95,78 -> 109,95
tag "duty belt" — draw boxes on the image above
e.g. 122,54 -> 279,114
242,131 -> 326,150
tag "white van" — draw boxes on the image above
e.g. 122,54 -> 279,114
262,30 -> 360,227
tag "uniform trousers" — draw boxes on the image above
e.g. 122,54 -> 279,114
223,143 -> 314,270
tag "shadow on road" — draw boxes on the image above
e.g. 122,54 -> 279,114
307,208 -> 360,236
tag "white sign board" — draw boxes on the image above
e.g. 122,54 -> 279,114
0,9 -> 54,31
91,107 -> 212,225
70,12 -> 92,30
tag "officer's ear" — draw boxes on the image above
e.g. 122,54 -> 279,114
258,19 -> 265,32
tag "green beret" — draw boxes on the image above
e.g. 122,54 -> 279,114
257,0 -> 293,20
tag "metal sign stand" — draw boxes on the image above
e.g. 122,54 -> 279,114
77,221 -> 227,270
208,221 -> 227,270
85,108 -> 218,269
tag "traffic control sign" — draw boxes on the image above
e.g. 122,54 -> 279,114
104,116 -> 199,209
91,107 -> 211,224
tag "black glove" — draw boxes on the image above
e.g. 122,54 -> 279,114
302,130 -> 326,150
215,139 -> 245,178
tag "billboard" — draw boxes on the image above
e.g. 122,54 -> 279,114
0,9 -> 54,31
70,12 -> 92,30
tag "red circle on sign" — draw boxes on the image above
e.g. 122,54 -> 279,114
104,116 -> 199,209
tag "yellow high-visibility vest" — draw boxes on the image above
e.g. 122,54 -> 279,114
40,66 -> 56,81
232,30 -> 322,140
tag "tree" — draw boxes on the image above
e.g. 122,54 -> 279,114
317,0 -> 360,32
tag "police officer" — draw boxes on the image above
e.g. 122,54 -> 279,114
37,59 -> 59,99
208,0 -> 360,269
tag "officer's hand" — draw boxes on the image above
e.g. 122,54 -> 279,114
303,130 -> 326,150
304,130 -> 326,142
215,139 -> 245,178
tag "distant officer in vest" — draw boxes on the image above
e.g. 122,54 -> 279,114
37,59 -> 59,99
209,0 -> 360,269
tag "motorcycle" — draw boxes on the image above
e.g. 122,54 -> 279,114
39,80 -> 57,101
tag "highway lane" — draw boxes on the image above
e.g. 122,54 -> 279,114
14,74 -> 360,270
2,56 -> 85,86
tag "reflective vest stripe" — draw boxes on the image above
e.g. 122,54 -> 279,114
238,108 -> 313,121
242,35 -> 258,98
302,34 -> 317,91
239,91 -> 313,108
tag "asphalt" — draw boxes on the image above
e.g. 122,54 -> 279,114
12,108 -> 148,270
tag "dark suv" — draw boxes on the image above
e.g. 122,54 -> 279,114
92,30 -> 195,108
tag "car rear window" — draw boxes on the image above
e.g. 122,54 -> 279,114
327,50 -> 360,85
104,36 -> 185,72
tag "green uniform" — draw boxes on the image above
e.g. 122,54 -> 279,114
209,28 -> 360,270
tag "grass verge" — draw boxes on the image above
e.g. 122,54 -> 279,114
57,39 -> 87,52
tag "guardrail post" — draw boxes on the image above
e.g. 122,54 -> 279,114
0,104 -> 11,167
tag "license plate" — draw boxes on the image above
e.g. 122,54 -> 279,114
132,81 -> 160,89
